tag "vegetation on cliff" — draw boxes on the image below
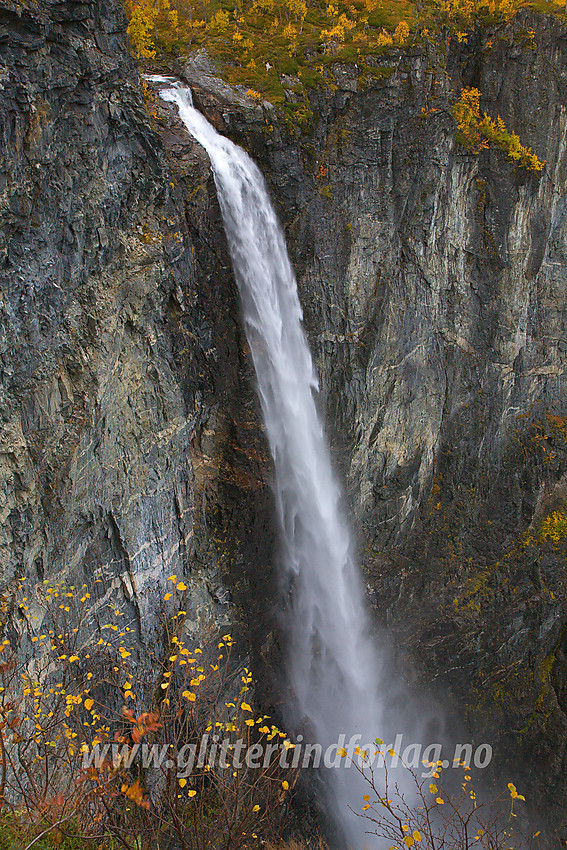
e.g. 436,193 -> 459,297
0,574 -> 538,848
125,0 -> 555,169
452,86 -> 545,170
124,0 -> 563,67
0,577 -> 296,849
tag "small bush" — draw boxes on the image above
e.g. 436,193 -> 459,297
540,510 -> 567,543
0,576 -> 297,849
453,87 -> 545,172
339,741 -> 531,849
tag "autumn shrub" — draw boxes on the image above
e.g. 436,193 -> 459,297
0,575 -> 297,849
453,87 -> 545,171
539,510 -> 567,543
0,577 -> 545,850
126,0 -> 180,58
338,741 -> 533,849
427,0 -> 522,31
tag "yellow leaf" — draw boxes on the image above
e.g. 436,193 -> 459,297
241,702 -> 252,712
436,797 -> 445,805
413,832 -> 421,842
69,656 -> 79,662
253,804 -> 260,812
182,691 -> 196,701
403,838 -> 414,848
164,593 -> 172,601
282,781 -> 289,790
179,778 -> 187,788
188,789 -> 197,797
84,699 -> 94,710
177,582 -> 187,591
429,784 -> 437,794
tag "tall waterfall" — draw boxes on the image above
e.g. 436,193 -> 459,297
159,80 -> 391,846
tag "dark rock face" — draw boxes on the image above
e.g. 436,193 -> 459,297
0,0 -> 189,641
290,23 -> 567,832
0,0 -> 275,657
3,0 -> 567,838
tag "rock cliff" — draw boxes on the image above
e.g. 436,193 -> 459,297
175,15 -> 567,833
2,0 -> 567,839
0,0 -> 276,658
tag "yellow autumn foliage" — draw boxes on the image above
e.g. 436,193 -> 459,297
540,510 -> 567,543
127,0 -> 178,58
394,20 -> 410,43
453,87 -> 545,172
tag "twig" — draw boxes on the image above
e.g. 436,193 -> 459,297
23,813 -> 78,850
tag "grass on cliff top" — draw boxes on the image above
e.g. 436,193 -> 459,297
524,0 -> 564,11
129,0 -> 563,109
152,0 -> 417,105
131,0 -> 563,151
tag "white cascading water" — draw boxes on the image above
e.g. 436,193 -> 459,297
156,78 -> 395,847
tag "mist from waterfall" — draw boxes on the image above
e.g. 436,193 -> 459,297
157,79 -> 406,847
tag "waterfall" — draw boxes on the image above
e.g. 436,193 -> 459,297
158,80 -> 394,847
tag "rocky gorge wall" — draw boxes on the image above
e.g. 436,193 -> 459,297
176,14 -> 567,835
2,0 -> 567,840
0,0 -> 276,664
